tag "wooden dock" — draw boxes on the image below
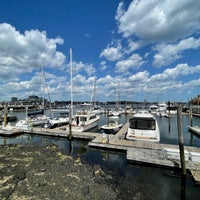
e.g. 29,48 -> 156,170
1,123 -> 200,185
188,126 -> 200,137
0,126 -> 23,136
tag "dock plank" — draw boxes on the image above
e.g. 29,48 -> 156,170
190,170 -> 200,185
188,126 -> 200,136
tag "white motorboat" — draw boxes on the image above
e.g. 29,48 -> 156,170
148,104 -> 158,115
15,119 -> 32,131
126,111 -> 160,142
67,111 -> 100,132
44,109 -> 69,129
100,116 -> 123,134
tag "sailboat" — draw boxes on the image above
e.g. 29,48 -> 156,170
65,48 -> 100,132
109,82 -> 121,116
89,77 -> 102,115
15,66 -> 50,130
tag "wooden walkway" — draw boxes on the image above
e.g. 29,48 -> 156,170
188,126 -> 200,137
1,123 -> 200,185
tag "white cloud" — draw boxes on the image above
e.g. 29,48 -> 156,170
115,54 -> 144,73
153,37 -> 200,67
0,23 -> 65,81
100,42 -> 123,61
128,71 -> 149,82
116,0 -> 200,42
100,61 -> 108,71
150,63 -> 200,81
70,61 -> 96,76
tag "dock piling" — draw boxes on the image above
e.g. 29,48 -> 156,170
3,104 -> 8,127
177,105 -> 186,176
189,103 -> 193,127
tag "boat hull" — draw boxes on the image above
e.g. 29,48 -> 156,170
101,124 -> 122,134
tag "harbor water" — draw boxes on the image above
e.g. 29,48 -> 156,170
1,111 -> 200,199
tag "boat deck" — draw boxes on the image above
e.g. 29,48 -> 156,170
0,123 -> 200,185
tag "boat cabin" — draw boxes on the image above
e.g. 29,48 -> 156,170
129,116 -> 156,130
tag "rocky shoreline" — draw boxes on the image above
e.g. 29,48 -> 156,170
0,144 -> 120,200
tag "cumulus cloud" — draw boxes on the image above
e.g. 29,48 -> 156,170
129,71 -> 149,82
0,23 -> 66,81
69,61 -> 96,76
150,63 -> 200,81
100,61 -> 108,71
115,0 -> 200,42
100,41 -> 123,61
153,37 -> 200,67
115,54 -> 144,73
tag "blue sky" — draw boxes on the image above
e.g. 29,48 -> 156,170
0,0 -> 200,103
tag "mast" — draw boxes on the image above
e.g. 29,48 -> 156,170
69,48 -> 73,139
92,77 -> 96,108
41,64 -> 53,118
41,65 -> 45,110
70,48 -> 73,117
116,82 -> 120,110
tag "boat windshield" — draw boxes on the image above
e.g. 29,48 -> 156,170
129,118 -> 156,130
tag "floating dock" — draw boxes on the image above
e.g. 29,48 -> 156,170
188,126 -> 200,137
1,123 -> 200,185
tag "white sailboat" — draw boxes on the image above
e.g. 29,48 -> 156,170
15,66 -> 49,130
66,48 -> 100,132
109,82 -> 122,116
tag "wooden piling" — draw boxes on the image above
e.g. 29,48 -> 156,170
189,103 -> 193,127
3,104 -> 8,127
168,101 -> 171,132
177,105 -> 186,176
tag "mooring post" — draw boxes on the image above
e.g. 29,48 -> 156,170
69,106 -> 72,140
177,105 -> 186,176
168,101 -> 171,132
3,104 -> 8,127
189,103 -> 193,127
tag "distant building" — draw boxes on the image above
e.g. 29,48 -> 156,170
190,95 -> 200,115
190,95 -> 200,105
11,97 -> 18,102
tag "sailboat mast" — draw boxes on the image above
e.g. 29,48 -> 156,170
70,48 -> 73,117
41,65 -> 45,109
93,77 -> 96,107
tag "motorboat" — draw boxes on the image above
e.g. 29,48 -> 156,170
66,111 -> 100,132
14,119 -> 32,131
148,104 -> 158,115
100,116 -> 123,134
126,111 -> 160,142
44,109 -> 69,129
14,108 -> 48,130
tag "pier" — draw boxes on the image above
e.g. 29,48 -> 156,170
0,123 -> 200,185
188,126 -> 200,137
